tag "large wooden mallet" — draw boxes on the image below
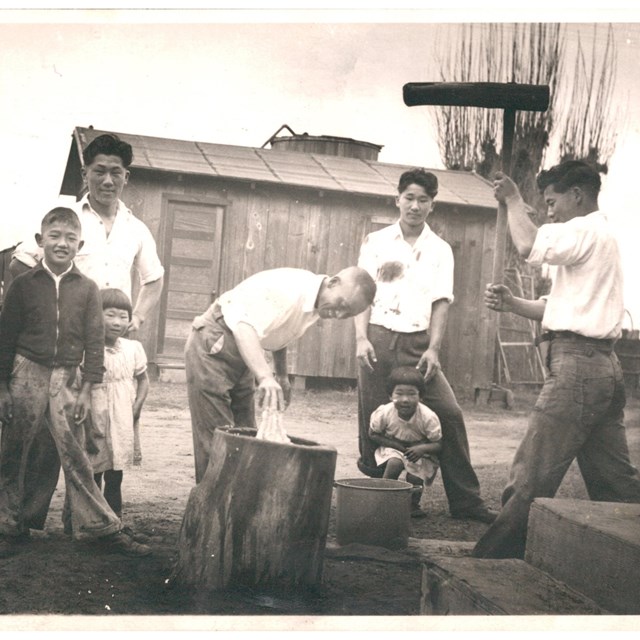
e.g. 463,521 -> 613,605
403,82 -> 550,283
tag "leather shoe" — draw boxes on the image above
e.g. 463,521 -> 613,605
120,526 -> 150,544
99,530 -> 152,557
451,507 -> 498,524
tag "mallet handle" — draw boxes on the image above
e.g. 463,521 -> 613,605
492,108 -> 516,284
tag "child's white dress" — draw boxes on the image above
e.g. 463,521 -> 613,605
369,401 -> 442,484
88,337 -> 147,473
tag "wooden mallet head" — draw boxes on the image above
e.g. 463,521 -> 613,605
403,82 -> 550,112
402,81 -> 551,284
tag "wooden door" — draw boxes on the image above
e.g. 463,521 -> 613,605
157,196 -> 225,360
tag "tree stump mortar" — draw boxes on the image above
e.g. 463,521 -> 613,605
172,426 -> 337,591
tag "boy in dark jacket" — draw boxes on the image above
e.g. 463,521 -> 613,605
0,207 -> 150,557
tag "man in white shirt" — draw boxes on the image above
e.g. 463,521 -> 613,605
355,168 -> 496,523
185,266 -> 376,483
9,133 -> 164,532
473,160 -> 640,559
11,133 -> 164,332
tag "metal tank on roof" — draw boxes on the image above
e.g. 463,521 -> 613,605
263,124 -> 383,161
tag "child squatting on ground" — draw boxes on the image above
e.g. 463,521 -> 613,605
84,288 -> 150,537
368,366 -> 443,518
0,207 -> 151,558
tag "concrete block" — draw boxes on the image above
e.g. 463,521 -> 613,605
420,556 -> 607,615
525,498 -> 640,615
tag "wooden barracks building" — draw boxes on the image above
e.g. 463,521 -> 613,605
58,126 -> 499,398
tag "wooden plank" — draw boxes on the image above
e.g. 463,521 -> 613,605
263,192 -> 292,271
171,256 -> 213,268
242,188 -> 269,280
160,336 -> 190,358
286,196 -> 308,269
170,237 -> 215,258
166,290 -> 211,311
218,186 -> 250,294
420,556 -> 607,615
166,281 -> 215,295
166,264 -> 213,290
171,229 -> 215,241
525,498 -> 640,615
436,208 -> 464,388
165,309 -> 201,321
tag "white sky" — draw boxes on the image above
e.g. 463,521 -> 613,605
2,7 -> 640,325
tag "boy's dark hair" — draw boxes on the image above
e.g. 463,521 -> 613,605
100,287 -> 133,321
83,133 -> 133,168
386,366 -> 426,396
397,168 -> 438,198
536,160 -> 601,199
41,207 -> 81,233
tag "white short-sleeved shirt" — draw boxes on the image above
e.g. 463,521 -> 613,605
370,401 -> 442,483
358,222 -> 454,333
14,195 -> 164,298
218,268 -> 326,351
370,401 -> 442,444
527,211 -> 623,339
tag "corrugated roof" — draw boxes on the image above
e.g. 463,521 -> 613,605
73,127 -> 496,210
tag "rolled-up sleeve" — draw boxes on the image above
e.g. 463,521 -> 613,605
357,234 -> 378,279
528,222 -> 596,267
431,243 -> 454,304
133,221 -> 165,286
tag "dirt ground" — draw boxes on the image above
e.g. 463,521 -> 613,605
1,380 -> 639,629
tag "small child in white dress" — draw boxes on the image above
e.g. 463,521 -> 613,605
368,366 -> 442,518
88,288 -> 150,522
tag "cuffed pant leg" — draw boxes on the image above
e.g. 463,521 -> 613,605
473,406 -> 580,558
422,370 -> 485,513
46,367 -> 120,540
473,343 -> 597,559
22,420 -> 60,530
0,356 -> 49,536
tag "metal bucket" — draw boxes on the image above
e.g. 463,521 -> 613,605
334,477 -> 412,550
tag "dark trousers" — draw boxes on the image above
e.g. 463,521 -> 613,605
473,337 -> 640,559
357,323 -> 486,514
184,306 -> 256,484
94,470 -> 124,518
22,425 -> 60,529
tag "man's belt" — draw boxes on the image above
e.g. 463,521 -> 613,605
535,330 -> 614,348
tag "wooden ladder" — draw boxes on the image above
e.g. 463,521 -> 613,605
496,268 -> 546,385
